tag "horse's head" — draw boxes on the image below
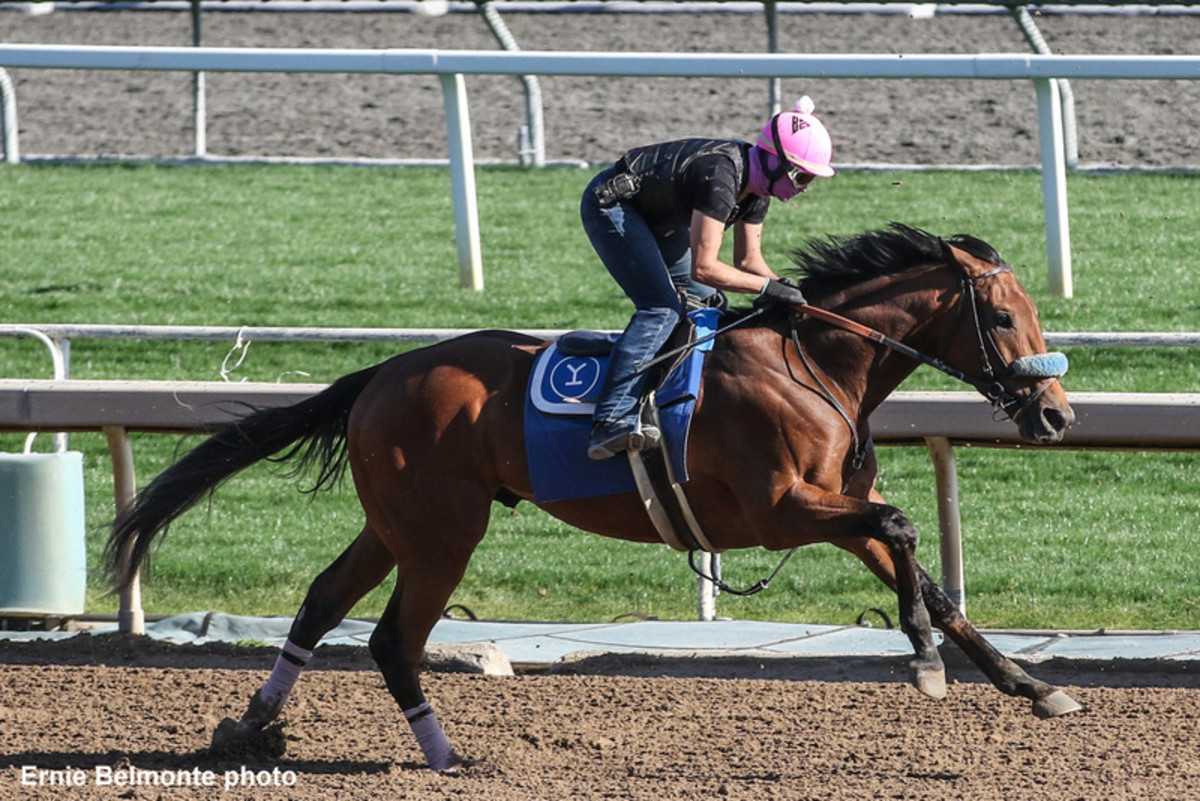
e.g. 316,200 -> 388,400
937,234 -> 1075,444
783,224 -> 1074,445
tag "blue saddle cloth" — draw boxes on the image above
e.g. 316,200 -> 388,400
524,308 -> 719,504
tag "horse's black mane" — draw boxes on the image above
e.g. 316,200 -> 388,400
725,222 -> 1004,321
791,222 -> 1002,294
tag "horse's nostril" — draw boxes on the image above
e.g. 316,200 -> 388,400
1043,406 -> 1069,433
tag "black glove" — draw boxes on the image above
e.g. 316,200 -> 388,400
753,278 -> 807,311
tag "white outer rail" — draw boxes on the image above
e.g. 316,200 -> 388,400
3,323 -> 1198,625
4,322 -> 1197,372
3,45 -> 1199,295
3,380 -> 1198,628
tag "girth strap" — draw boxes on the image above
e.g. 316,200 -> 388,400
627,392 -> 716,553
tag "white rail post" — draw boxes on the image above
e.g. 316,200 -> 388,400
191,0 -> 207,159
764,0 -> 781,116
104,425 -> 145,635
439,72 -> 484,291
925,436 -> 965,614
0,67 -> 18,164
697,551 -> 717,621
1035,77 -> 1073,299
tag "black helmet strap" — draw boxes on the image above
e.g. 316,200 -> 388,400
758,113 -> 791,195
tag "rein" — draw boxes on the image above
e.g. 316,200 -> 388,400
796,299 -> 1002,394
776,264 -> 1019,472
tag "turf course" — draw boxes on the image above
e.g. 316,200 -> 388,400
1,163 -> 1197,629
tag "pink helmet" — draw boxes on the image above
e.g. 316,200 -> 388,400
756,96 -> 835,178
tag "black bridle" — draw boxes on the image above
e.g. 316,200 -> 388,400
958,264 -> 1067,423
637,258 -> 1068,437
793,261 -> 1067,425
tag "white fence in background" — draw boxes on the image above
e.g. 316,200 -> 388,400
2,44 -> 1199,296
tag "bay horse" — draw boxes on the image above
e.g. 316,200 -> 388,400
107,223 -> 1080,772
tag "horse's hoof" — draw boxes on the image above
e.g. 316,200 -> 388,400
1033,689 -> 1083,719
912,666 -> 947,700
432,751 -> 475,774
210,717 -> 248,750
209,718 -> 287,759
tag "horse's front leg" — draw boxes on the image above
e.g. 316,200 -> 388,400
916,566 -> 1081,718
842,520 -> 1081,718
859,485 -> 1081,716
764,486 -> 944,700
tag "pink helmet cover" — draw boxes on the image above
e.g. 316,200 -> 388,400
756,96 -> 835,178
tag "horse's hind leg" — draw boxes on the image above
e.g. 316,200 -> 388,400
366,491 -> 491,772
224,525 -> 396,736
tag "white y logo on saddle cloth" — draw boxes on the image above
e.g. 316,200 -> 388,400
530,346 -> 607,416
549,357 -> 602,401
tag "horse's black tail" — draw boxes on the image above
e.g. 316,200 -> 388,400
104,363 -> 385,593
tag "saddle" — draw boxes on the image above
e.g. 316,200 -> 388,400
523,307 -> 719,551
524,307 -> 715,513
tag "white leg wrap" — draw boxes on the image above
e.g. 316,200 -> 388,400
404,702 -> 456,771
260,639 -> 313,710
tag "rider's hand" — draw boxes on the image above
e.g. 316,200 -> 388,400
754,278 -> 807,311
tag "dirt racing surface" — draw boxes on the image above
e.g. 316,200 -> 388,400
3,634 -> 1200,800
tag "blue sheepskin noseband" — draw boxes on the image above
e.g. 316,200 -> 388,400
1007,351 -> 1069,379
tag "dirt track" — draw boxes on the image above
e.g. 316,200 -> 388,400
3,635 -> 1200,799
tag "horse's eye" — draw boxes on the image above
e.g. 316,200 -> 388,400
995,311 -> 1014,329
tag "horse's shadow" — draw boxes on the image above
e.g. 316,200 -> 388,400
0,750 -> 398,777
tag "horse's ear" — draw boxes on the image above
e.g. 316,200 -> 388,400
938,237 -> 958,265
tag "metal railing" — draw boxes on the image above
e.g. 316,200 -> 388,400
3,322 -> 1197,625
5,321 -> 1200,374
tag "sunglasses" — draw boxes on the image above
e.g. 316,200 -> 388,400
786,166 -> 815,192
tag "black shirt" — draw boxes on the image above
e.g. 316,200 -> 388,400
616,138 -> 770,237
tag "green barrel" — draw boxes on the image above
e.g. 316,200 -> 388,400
0,451 -> 87,616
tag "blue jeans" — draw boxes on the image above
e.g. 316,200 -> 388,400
580,169 -> 713,432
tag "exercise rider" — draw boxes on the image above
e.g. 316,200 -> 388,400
579,96 -> 837,460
